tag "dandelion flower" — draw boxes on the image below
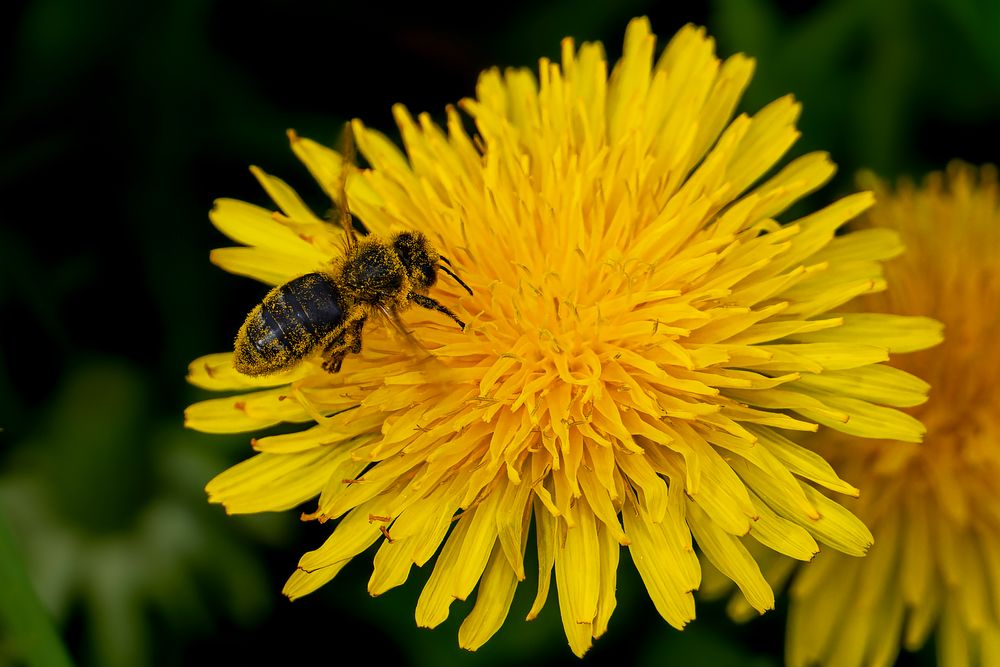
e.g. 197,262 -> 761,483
725,163 -> 998,667
185,18 -> 943,656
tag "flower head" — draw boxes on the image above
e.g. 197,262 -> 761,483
185,18 -> 942,656
725,163 -> 998,667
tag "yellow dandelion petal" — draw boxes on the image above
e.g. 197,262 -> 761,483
688,501 -> 774,614
458,543 -> 520,651
287,129 -> 345,203
414,506 -> 473,628
187,17 -> 943,655
744,490 -> 819,561
184,388 -> 311,433
449,490 -> 503,602
750,425 -> 859,496
554,501 -> 602,656
209,246 -> 315,287
592,521 -> 620,639
204,447 -> 348,514
209,198 -> 317,255
526,497 -> 558,622
248,166 -> 324,225
186,352 -> 312,390
623,492 -> 699,631
792,312 -> 944,352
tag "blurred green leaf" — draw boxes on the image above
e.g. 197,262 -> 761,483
1,361 -> 278,667
0,510 -> 75,667
713,0 -> 1000,179
930,0 -> 1000,80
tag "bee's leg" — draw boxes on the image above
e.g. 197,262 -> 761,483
409,293 -> 466,329
348,315 -> 366,353
321,328 -> 349,374
321,315 -> 367,373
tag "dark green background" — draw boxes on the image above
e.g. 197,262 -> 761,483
2,0 -> 998,665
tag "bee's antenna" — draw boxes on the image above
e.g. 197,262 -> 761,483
438,259 -> 473,296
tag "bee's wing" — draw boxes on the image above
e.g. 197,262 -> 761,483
375,305 -> 440,367
338,122 -> 359,253
368,307 -> 463,383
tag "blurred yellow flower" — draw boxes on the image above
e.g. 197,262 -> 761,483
185,18 -> 942,656
734,163 -> 998,667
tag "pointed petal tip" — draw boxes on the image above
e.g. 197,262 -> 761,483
568,640 -> 593,659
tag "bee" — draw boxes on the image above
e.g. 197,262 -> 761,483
232,128 -> 472,377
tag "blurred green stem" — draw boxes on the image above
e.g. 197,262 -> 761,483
0,510 -> 75,667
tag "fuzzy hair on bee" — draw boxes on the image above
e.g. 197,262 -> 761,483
231,125 -> 473,378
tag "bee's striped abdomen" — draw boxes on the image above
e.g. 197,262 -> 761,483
233,273 -> 344,376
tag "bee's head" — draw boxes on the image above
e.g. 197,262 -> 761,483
391,231 -> 439,289
392,231 -> 474,296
